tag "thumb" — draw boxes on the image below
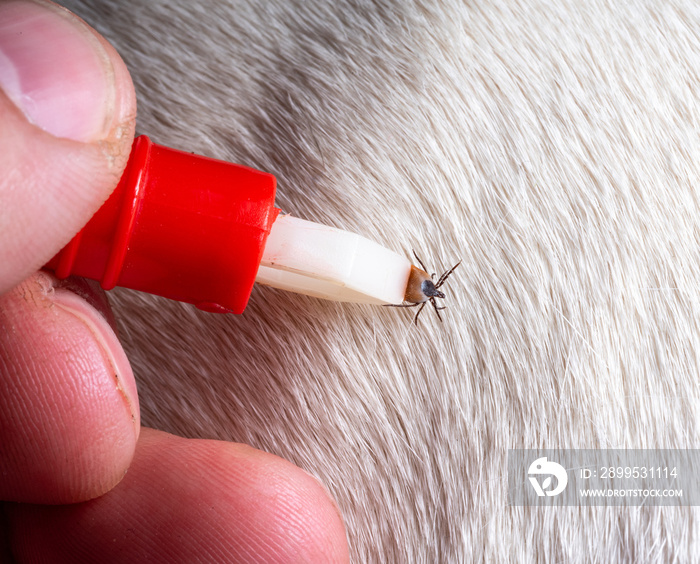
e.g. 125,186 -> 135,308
0,0 -> 136,293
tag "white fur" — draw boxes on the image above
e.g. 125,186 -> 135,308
63,0 -> 700,561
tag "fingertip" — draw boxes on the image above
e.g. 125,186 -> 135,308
0,0 -> 136,292
6,430 -> 349,563
0,271 -> 139,504
0,0 -> 136,144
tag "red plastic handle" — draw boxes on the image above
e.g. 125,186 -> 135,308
45,135 -> 279,314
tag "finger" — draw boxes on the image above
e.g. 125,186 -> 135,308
6,429 -> 350,564
0,271 -> 139,504
0,0 -> 139,505
0,0 -> 136,293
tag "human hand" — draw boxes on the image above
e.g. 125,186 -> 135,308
0,1 -> 348,561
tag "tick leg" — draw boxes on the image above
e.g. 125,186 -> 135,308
412,249 -> 429,274
413,301 -> 427,325
435,260 -> 462,288
384,302 -> 420,308
430,297 -> 444,322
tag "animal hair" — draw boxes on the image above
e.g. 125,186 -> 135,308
63,0 -> 700,561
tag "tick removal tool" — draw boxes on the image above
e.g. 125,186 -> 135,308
45,136 -> 458,320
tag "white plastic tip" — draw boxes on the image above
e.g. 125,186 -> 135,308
255,215 -> 411,305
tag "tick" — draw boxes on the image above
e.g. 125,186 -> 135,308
386,250 -> 461,324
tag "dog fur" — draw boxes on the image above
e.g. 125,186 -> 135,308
61,1 -> 700,561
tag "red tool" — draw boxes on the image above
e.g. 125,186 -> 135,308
45,135 -> 279,314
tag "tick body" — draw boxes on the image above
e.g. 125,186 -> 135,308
387,251 -> 461,324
